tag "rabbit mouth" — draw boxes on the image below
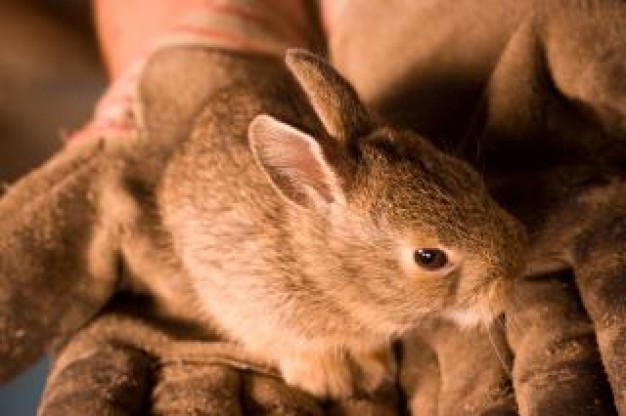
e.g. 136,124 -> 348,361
443,278 -> 512,328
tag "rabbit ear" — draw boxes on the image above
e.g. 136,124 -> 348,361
249,114 -> 346,209
285,49 -> 372,143
0,141 -> 119,381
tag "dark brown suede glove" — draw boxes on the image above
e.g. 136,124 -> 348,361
330,0 -> 626,414
37,296 -> 401,416
401,319 -> 517,415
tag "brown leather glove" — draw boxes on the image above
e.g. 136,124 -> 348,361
37,295 -> 401,416
401,319 -> 517,415
330,0 -> 626,414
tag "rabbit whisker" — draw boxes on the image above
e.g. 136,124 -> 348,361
487,324 -> 512,377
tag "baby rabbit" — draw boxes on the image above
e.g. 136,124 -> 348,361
160,49 -> 526,398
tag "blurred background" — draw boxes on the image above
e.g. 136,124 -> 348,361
0,0 -> 104,182
0,1 -> 105,413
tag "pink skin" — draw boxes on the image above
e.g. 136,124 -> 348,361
94,0 -> 321,80
95,0 -> 207,78
81,0 -> 329,142
318,0 -> 346,35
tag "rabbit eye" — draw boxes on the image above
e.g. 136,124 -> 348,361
414,249 -> 448,270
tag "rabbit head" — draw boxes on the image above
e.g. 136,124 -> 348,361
249,50 -> 527,336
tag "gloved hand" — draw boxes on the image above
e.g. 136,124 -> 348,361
482,3 -> 626,413
329,0 -> 626,414
37,296 -> 401,416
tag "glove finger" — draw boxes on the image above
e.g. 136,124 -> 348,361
240,372 -> 322,416
420,319 -> 517,416
324,380 -> 400,416
0,138 -> 101,208
399,335 -> 440,415
38,337 -> 153,416
0,140 -> 119,382
506,271 -> 616,415
152,361 -> 243,416
539,0 -> 626,134
573,200 -> 626,414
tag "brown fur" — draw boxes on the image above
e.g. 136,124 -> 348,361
0,47 -> 526,401
21,0 -> 625,412
157,49 -> 525,397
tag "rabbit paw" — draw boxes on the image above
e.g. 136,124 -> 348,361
351,344 -> 396,392
279,345 -> 395,398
